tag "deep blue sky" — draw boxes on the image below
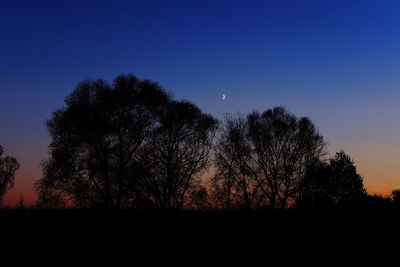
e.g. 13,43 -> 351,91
2,0 -> 400,204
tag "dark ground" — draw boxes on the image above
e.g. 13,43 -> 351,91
0,209 -> 398,262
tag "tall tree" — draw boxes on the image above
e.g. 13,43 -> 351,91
211,114 -> 263,210
0,146 -> 19,204
247,107 -> 326,208
35,74 -> 170,209
140,101 -> 218,209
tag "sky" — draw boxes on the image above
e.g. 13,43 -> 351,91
1,0 -> 400,206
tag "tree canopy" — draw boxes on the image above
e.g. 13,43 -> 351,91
35,74 -> 217,209
36,75 -> 171,208
211,107 -> 327,209
33,74 -> 373,210
140,100 -> 218,209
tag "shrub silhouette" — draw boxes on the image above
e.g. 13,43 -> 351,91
391,189 -> 400,207
298,151 -> 367,208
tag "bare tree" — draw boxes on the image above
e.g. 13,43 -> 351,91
247,107 -> 326,208
211,114 -> 263,210
140,101 -> 218,209
0,145 -> 19,205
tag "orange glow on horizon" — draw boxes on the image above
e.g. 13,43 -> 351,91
2,174 -> 396,208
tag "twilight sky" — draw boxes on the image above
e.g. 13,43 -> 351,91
1,0 -> 400,206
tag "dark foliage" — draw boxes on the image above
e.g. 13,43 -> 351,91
247,107 -> 327,208
35,74 -> 171,209
29,74 -> 390,211
211,114 -> 263,210
35,75 -> 217,210
211,107 -> 326,209
0,146 -> 19,204
140,100 -> 218,209
298,151 -> 367,208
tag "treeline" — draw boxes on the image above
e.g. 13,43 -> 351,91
1,74 -> 399,209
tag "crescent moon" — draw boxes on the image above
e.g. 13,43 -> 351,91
222,94 -> 226,100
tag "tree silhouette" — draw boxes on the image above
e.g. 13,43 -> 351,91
247,107 -> 326,208
298,151 -> 367,207
140,101 -> 218,209
328,151 -> 366,205
391,189 -> 400,207
35,74 -> 171,209
211,114 -> 263,210
33,74 -> 378,211
0,145 -> 19,204
296,160 -> 332,207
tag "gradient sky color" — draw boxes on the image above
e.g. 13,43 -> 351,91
2,0 -> 400,206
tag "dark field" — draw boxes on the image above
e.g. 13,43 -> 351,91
1,209 -> 398,259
